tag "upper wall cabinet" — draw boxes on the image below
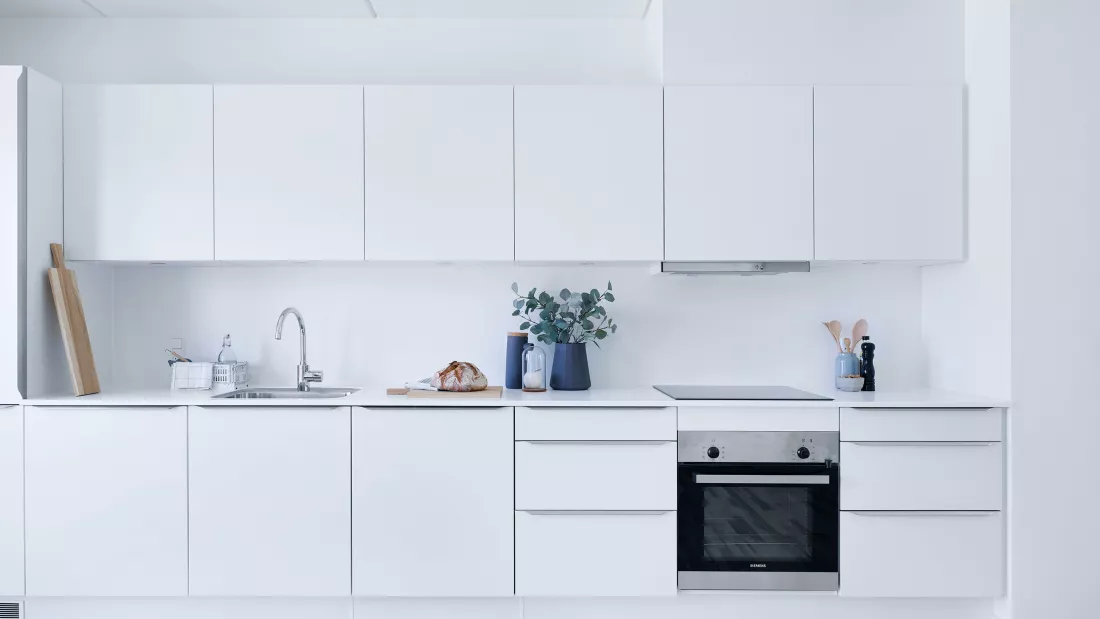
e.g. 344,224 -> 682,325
364,86 -> 514,261
664,86 -> 814,261
814,86 -> 964,261
514,86 -> 663,261
63,85 -> 214,261
214,86 -> 364,261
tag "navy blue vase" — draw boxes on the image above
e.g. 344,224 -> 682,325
550,343 -> 592,391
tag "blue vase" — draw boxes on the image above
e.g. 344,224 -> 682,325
835,352 -> 860,386
551,343 -> 592,391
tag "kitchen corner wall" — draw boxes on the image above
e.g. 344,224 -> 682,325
108,263 -> 926,393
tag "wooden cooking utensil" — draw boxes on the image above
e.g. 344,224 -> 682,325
852,318 -> 869,350
48,243 -> 100,395
823,321 -> 843,352
843,337 -> 852,354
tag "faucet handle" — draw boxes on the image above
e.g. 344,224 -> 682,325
303,368 -> 324,383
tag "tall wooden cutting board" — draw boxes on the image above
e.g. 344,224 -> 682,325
48,243 -> 100,395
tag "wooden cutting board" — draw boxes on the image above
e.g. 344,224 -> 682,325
387,386 -> 503,399
48,243 -> 100,395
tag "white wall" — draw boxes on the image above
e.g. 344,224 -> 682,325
110,263 -> 926,394
1010,1 -> 1100,618
662,0 -> 964,84
922,0 -> 1012,400
0,18 -> 657,84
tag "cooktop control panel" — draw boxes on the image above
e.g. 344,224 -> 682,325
678,431 -> 839,464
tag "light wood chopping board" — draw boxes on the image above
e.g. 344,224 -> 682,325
387,386 -> 503,399
48,243 -> 100,395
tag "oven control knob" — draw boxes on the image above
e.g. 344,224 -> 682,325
796,446 -> 811,459
707,446 -> 720,459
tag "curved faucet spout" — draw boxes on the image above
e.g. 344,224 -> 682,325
275,307 -> 321,391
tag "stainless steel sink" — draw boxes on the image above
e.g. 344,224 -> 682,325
213,387 -> 360,399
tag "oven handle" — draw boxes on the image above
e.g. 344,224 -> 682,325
847,441 -> 997,447
694,474 -> 831,485
848,511 -> 997,517
520,440 -> 673,446
521,510 -> 673,516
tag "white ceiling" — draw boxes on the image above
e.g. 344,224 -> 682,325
0,0 -> 651,19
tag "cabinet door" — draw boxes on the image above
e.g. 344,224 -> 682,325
0,69 -> 19,401
353,407 -> 514,596
814,86 -> 964,261
214,86 -> 364,260
0,405 -> 22,596
64,85 -> 214,261
514,86 -> 663,261
188,406 -> 351,596
364,86 -> 514,260
665,86 -> 813,261
24,406 -> 188,596
840,511 -> 1004,597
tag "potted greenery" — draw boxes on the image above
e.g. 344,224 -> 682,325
510,281 -> 618,391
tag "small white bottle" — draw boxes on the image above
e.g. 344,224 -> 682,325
217,334 -> 237,363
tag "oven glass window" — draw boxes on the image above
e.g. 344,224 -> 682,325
701,486 -> 813,563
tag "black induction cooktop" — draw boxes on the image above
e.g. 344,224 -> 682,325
653,385 -> 833,401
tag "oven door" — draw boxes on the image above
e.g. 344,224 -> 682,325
677,463 -> 839,591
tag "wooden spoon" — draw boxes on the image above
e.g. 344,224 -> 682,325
843,337 -> 852,354
823,321 -> 843,352
851,319 -> 869,351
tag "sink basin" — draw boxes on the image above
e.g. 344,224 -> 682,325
213,387 -> 360,399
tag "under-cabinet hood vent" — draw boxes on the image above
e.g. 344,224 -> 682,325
0,602 -> 20,619
659,262 -> 811,275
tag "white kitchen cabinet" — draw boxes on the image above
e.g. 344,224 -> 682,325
0,68 -> 20,401
840,511 -> 1004,597
515,440 -> 676,511
214,86 -> 364,260
63,85 -> 214,261
515,407 -> 676,441
353,407 -> 513,597
0,405 -> 22,596
840,442 -> 1003,511
664,86 -> 814,261
515,510 -> 676,596
813,86 -> 964,261
514,86 -> 663,261
840,407 -> 1003,442
24,406 -> 188,596
188,406 -> 350,596
364,86 -> 514,260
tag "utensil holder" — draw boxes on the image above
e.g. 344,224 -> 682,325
835,352 -> 860,389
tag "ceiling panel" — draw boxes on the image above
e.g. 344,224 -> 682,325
85,0 -> 376,18
0,0 -> 103,17
371,0 -> 651,19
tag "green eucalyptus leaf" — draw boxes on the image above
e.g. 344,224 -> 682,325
611,324 -> 618,333
590,288 -> 599,298
538,291 -> 551,304
607,281 -> 613,291
511,282 -> 519,294
581,292 -> 592,304
520,322 -> 531,330
604,292 -> 615,302
554,319 -> 569,329
560,288 -> 571,300
512,309 -> 520,316
595,329 -> 608,340
531,323 -> 543,334
539,309 -> 550,320
582,319 -> 594,330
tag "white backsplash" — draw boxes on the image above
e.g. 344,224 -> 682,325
108,263 -> 926,394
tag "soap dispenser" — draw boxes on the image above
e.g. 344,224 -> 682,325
217,334 -> 237,364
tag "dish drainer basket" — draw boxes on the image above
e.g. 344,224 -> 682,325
213,361 -> 249,386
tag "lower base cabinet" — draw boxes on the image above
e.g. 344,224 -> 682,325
515,510 -> 677,596
839,511 -> 1004,597
353,407 -> 514,597
0,405 -> 23,596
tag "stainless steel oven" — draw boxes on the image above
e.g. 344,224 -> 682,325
677,431 -> 839,591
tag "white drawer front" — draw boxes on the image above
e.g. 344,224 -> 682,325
841,408 -> 1002,442
678,407 -> 839,432
840,511 -> 1004,598
841,442 -> 1002,511
515,407 -> 675,441
516,510 -> 676,596
515,441 -> 676,510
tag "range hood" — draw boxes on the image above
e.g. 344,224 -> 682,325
658,262 -> 811,275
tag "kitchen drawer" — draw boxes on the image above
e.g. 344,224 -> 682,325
841,442 -> 1002,511
515,440 -> 676,510
515,407 -> 675,441
678,406 -> 839,432
515,510 -> 676,596
840,511 -> 1004,597
841,407 -> 1002,442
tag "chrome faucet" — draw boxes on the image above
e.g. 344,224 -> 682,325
275,307 -> 323,392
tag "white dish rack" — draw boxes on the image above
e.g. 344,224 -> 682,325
171,361 -> 249,392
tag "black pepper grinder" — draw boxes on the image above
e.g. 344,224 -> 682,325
860,335 -> 876,392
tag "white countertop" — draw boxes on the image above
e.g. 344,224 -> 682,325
18,387 -> 1008,409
